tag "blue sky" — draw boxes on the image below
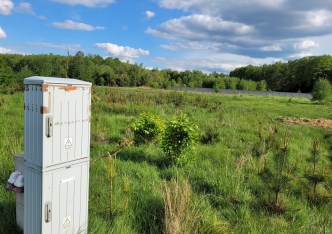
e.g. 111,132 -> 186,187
1,0 -> 332,73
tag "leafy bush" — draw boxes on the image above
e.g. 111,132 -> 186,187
257,80 -> 267,91
225,77 -> 239,90
311,78 -> 332,102
213,79 -> 226,92
162,114 -> 197,165
131,112 -> 165,145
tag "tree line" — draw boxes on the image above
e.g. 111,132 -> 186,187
0,52 -> 331,94
230,55 -> 332,93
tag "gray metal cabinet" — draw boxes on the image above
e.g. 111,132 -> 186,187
22,77 -> 92,234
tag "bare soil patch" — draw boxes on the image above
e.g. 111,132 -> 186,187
278,117 -> 332,130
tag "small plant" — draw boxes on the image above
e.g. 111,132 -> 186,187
131,112 -> 165,145
260,130 -> 292,212
253,125 -> 278,159
305,139 -> 326,201
162,114 -> 197,165
108,154 -> 117,217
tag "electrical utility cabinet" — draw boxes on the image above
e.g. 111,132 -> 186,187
23,76 -> 92,234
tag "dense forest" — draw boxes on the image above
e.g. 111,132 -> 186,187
0,52 -> 332,94
230,55 -> 332,93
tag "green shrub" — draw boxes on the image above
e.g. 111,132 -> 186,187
225,77 -> 239,90
257,80 -> 267,91
162,114 -> 197,165
213,79 -> 226,92
200,122 -> 221,144
131,112 -> 165,145
311,78 -> 332,102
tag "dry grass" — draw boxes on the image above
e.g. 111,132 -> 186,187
163,178 -> 229,234
163,178 -> 192,234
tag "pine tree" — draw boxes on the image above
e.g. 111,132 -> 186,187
305,140 -> 325,201
260,131 -> 292,211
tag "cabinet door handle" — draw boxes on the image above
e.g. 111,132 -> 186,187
46,116 -> 53,138
45,202 -> 52,222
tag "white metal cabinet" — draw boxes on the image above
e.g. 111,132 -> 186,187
23,77 -> 92,234
24,76 -> 91,168
24,160 -> 89,234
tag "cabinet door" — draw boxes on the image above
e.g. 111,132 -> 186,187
43,85 -> 91,167
42,163 -> 89,234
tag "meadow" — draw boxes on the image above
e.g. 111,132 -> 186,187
0,87 -> 331,234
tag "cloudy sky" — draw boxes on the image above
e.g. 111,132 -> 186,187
1,0 -> 332,73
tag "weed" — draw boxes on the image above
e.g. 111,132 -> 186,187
200,121 -> 221,145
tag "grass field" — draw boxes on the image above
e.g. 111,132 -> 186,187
0,87 -> 331,234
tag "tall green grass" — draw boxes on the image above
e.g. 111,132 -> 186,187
0,87 -> 331,233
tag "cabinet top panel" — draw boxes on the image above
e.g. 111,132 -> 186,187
24,76 -> 92,86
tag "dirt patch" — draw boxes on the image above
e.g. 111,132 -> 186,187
278,117 -> 332,130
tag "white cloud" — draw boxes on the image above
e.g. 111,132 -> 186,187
146,14 -> 254,41
161,41 -> 221,51
0,27 -> 7,38
294,40 -> 319,51
160,44 -> 178,51
288,39 -> 319,59
0,0 -> 14,15
145,11 -> 155,19
155,0 -> 286,15
288,52 -> 314,59
14,2 -> 46,19
260,45 -> 282,51
306,9 -> 332,27
311,34 -> 332,56
95,43 -> 149,62
51,0 -> 115,7
53,20 -> 105,31
154,57 -> 242,72
0,47 -> 15,54
153,53 -> 284,73
15,2 -> 33,14
149,0 -> 332,63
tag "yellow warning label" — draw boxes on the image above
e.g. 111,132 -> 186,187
63,216 -> 71,229
64,138 -> 73,150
